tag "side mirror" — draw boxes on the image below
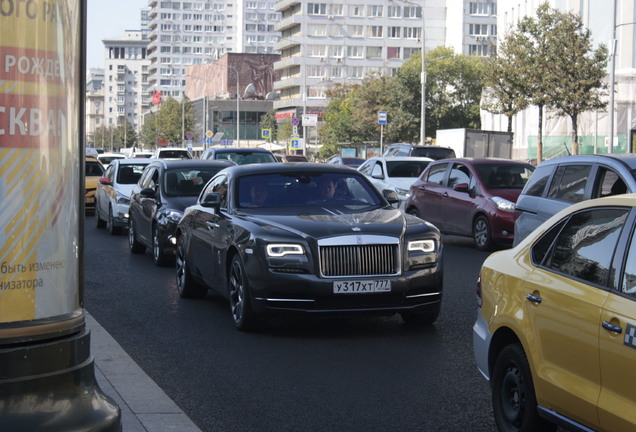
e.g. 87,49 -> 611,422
453,183 -> 469,193
201,192 -> 222,208
140,187 -> 156,198
98,177 -> 111,186
382,190 -> 400,205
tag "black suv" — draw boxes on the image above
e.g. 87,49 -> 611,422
382,143 -> 456,160
200,147 -> 277,165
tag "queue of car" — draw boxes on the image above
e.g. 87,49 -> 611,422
91,145 -> 636,432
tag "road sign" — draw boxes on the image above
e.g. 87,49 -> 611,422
291,117 -> 300,127
302,114 -> 318,126
206,130 -> 213,138
378,111 -> 387,124
290,138 -> 299,149
262,129 -> 271,139
292,126 -> 298,136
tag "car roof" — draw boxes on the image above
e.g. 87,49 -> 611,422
367,156 -> 434,162
537,154 -> 636,169
113,158 -> 153,165
217,162 -> 364,177
429,157 -> 533,166
149,159 -> 235,169
208,147 -> 273,154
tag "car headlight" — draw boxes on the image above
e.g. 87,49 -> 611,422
408,239 -> 436,253
115,192 -> 130,205
395,187 -> 410,199
166,210 -> 183,223
267,243 -> 305,257
491,197 -> 516,212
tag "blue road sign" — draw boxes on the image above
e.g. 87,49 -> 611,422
378,111 -> 387,124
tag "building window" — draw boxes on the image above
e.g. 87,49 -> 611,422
307,3 -> 326,15
387,6 -> 401,18
367,5 -> 382,17
347,46 -> 364,58
368,26 -> 383,38
404,27 -> 421,39
403,6 -> 421,18
366,46 -> 382,59
388,27 -> 401,38
387,47 -> 401,59
349,4 -> 364,17
347,25 -> 364,37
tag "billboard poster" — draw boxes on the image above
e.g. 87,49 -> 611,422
0,0 -> 82,326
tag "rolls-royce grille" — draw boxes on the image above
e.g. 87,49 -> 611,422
319,244 -> 399,277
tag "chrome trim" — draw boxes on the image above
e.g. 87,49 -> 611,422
405,292 -> 441,299
318,235 -> 399,246
256,297 -> 315,302
319,241 -> 401,278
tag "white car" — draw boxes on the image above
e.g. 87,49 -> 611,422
151,147 -> 192,159
95,159 -> 152,234
97,152 -> 126,166
357,156 -> 433,210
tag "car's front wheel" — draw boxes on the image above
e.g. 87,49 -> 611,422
176,236 -> 206,298
492,344 -> 557,432
152,225 -> 171,267
473,215 -> 493,251
228,255 -> 256,331
107,206 -> 122,235
128,217 -> 146,254
95,206 -> 106,229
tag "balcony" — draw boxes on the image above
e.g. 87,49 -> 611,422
274,14 -> 303,32
273,56 -> 304,71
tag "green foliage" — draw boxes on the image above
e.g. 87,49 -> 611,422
278,119 -> 293,142
424,47 -> 485,138
481,31 -> 530,132
259,110 -> 278,141
139,97 -> 196,149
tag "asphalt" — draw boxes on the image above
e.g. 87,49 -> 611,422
87,312 -> 202,432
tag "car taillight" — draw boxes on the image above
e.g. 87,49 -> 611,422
476,273 -> 483,308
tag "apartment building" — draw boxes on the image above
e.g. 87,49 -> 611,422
446,0 -> 497,57
103,31 -> 152,135
273,0 -> 447,120
146,0 -> 282,101
85,69 -> 105,147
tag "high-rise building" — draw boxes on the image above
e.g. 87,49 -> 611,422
146,0 -> 282,101
103,31 -> 151,137
272,0 -> 447,121
85,69 -> 105,147
446,0 -> 497,57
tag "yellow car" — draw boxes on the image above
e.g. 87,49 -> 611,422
473,194 -> 636,432
85,156 -> 105,213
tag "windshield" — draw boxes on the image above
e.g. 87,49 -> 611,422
116,164 -> 147,184
216,151 -> 276,165
237,172 -> 384,208
475,164 -> 535,190
386,160 -> 431,178
164,168 -> 223,196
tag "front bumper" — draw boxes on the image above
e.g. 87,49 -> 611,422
472,310 -> 492,381
111,202 -> 129,227
248,263 -> 443,317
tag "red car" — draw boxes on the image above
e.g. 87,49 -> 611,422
404,158 -> 534,250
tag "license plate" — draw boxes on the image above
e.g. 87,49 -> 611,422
333,279 -> 391,294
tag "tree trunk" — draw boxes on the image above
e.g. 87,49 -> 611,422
507,115 -> 513,133
537,104 -> 544,163
571,113 -> 579,155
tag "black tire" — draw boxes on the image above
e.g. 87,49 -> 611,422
107,206 -> 122,235
95,206 -> 106,229
401,308 -> 440,325
473,215 -> 494,251
176,236 -> 207,299
407,208 -> 421,218
228,255 -> 256,331
152,225 -> 171,267
128,217 -> 146,254
492,344 -> 557,432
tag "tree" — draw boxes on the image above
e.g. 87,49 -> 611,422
156,97 -> 187,145
139,112 -> 159,149
481,31 -> 529,133
387,55 -> 422,142
318,83 -> 357,158
260,110 -> 278,141
544,7 -> 608,154
424,47 -> 485,138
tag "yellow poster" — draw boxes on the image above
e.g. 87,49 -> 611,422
0,0 -> 81,324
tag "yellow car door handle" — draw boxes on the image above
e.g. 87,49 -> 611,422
526,293 -> 542,304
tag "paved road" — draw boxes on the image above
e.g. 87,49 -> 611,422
84,221 -> 497,432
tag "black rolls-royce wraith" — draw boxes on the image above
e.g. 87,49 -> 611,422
175,163 -> 443,330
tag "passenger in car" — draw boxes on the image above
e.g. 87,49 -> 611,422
248,182 -> 268,207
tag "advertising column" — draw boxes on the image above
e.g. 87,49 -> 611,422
0,1 -> 120,430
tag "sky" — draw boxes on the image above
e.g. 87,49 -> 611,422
86,0 -> 149,70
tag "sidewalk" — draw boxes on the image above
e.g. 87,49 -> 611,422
87,312 -> 202,432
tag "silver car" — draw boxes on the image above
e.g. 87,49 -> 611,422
95,159 -> 151,234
